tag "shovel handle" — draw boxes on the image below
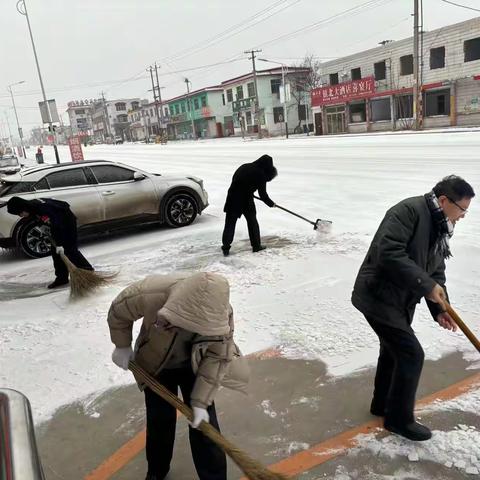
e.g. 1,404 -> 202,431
445,304 -> 480,353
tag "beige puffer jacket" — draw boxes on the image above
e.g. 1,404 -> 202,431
107,272 -> 249,408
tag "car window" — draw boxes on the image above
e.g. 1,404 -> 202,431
34,178 -> 50,191
46,169 -> 88,189
0,181 -> 35,196
91,165 -> 134,183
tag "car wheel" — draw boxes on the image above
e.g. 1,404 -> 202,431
164,193 -> 197,227
17,219 -> 52,258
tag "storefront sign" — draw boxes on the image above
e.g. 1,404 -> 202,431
68,136 -> 84,162
311,77 -> 376,107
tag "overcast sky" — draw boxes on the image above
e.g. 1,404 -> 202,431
0,0 -> 478,136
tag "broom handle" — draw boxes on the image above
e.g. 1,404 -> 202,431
253,195 -> 316,226
128,362 -> 265,472
445,304 -> 480,353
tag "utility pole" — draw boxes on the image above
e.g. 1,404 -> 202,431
8,81 -> 27,158
154,63 -> 165,134
100,91 -> 110,140
244,49 -> 263,139
413,0 -> 422,130
17,0 -> 59,163
184,78 -> 196,140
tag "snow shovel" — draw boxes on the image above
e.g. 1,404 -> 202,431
445,303 -> 480,354
129,361 -> 293,480
254,195 -> 332,230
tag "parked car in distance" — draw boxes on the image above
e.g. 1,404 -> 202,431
0,155 -> 22,176
114,136 -> 124,144
0,160 -> 208,258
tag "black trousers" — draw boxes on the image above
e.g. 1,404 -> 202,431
222,210 -> 261,251
365,316 -> 425,425
51,245 -> 93,281
144,367 -> 226,480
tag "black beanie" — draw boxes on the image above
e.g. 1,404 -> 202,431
6,196 -> 35,215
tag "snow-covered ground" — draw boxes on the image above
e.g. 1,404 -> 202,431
1,132 -> 479,423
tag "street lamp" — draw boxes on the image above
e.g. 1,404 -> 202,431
7,80 -> 27,158
258,58 -> 289,138
17,0 -> 60,163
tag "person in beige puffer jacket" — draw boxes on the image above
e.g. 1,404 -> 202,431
107,272 -> 249,480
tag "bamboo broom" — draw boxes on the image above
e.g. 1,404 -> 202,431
445,303 -> 480,353
128,361 -> 293,480
59,253 -> 117,299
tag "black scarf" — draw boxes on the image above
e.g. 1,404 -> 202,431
424,191 -> 454,259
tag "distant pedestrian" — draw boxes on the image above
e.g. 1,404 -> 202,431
108,272 -> 249,480
222,154 -> 277,256
6,196 -> 93,288
352,175 -> 475,441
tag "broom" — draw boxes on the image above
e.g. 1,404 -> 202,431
59,253 -> 117,299
445,303 -> 480,353
128,361 -> 293,480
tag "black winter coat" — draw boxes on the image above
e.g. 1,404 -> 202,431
351,196 -> 448,331
223,155 -> 276,218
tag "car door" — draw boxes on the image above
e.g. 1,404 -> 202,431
89,165 -> 159,221
44,167 -> 105,226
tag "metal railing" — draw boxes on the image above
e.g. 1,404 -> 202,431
0,389 -> 45,480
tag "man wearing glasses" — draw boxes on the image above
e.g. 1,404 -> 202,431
352,175 -> 475,441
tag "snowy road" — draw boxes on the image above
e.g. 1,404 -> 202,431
1,131 -> 480,423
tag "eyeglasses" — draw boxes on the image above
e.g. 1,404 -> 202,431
447,197 -> 468,213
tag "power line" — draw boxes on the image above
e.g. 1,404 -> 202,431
439,0 -> 480,12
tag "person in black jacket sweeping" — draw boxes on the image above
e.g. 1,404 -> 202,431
222,154 -> 277,256
7,196 -> 93,289
352,175 -> 475,441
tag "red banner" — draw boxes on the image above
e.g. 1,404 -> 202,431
311,76 -> 376,107
68,136 -> 84,162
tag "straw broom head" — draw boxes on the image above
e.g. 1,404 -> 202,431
128,362 -> 293,480
60,253 -> 117,299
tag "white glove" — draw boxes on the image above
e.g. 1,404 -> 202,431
191,406 -> 209,429
111,346 -> 134,370
56,246 -> 64,255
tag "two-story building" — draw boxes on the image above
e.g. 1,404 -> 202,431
311,17 -> 480,135
165,86 -> 229,140
66,99 -> 99,138
221,66 -> 312,137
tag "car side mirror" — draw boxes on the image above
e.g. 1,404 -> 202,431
134,171 -> 146,181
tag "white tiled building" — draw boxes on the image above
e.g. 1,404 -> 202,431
311,17 -> 480,135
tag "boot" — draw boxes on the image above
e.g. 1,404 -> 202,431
221,246 -> 230,257
252,245 -> 266,253
48,278 -> 69,289
384,420 -> 432,441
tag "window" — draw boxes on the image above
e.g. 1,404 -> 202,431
1,181 -> 35,195
273,106 -> 284,123
226,89 -> 233,102
374,61 -> 386,80
117,114 -> 128,123
181,103 -> 186,113
131,102 -> 140,111
194,98 -> 199,109
150,109 -> 154,116
351,68 -> 361,81
201,96 -> 207,107
370,98 -> 391,121
247,82 -> 255,98
245,111 -> 252,125
430,46 -> 445,69
236,85 -> 244,100
425,89 -> 450,116
47,169 -> 88,189
175,104 -> 180,114
349,101 -> 366,123
75,109 -> 85,115
91,166 -> 134,183
395,95 -> 413,119
270,79 -> 281,94
329,73 -> 339,85
222,93 -> 225,105
464,37 -> 480,62
115,102 -> 126,111
298,104 -> 306,121
164,107 -> 169,116
400,55 -> 413,75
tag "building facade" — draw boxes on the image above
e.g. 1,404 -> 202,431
311,17 -> 480,135
128,100 -> 169,141
221,67 -> 312,137
66,100 -> 97,138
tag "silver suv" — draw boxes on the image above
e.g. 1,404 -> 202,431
0,160 -> 208,258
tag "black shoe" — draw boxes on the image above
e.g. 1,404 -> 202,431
47,278 -> 69,289
221,246 -> 230,257
384,420 -> 432,441
252,245 -> 266,253
370,398 -> 386,417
